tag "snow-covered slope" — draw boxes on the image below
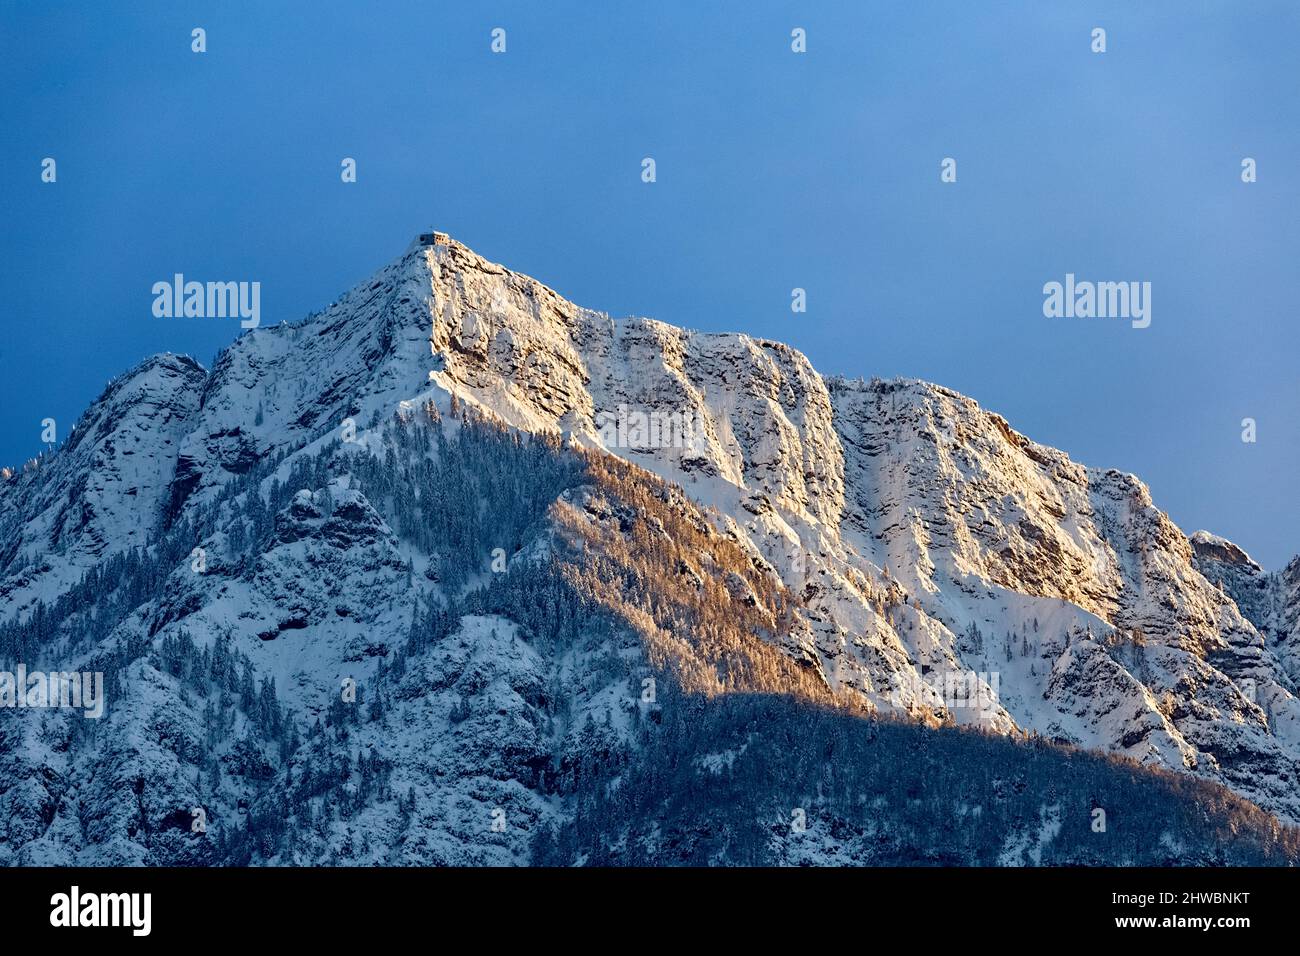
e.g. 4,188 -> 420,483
0,354 -> 205,622
2,230 -> 1298,860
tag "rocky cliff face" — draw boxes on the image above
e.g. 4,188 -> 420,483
2,231 -> 1297,863
1193,531 -> 1300,685
0,354 -> 205,622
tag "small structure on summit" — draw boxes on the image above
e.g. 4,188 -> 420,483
418,231 -> 451,246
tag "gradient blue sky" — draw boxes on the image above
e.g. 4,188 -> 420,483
2,1 -> 1297,566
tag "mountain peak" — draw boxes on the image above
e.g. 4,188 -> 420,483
1190,529 -> 1261,570
4,227 -> 1300,835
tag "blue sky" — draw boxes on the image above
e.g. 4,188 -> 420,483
2,1 -> 1297,566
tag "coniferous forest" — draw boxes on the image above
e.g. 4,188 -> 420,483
3,405 -> 1294,866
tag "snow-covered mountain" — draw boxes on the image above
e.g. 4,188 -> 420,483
1192,532 -> 1300,692
2,230 -> 1297,865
